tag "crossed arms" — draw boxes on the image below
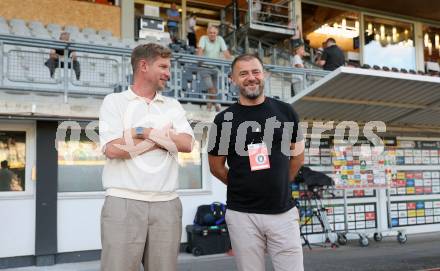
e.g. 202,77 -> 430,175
104,126 -> 193,159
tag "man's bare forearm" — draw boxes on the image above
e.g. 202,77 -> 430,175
289,153 -> 304,182
105,137 -> 159,159
212,166 -> 228,185
104,126 -> 193,159
104,128 -> 158,159
147,127 -> 193,153
208,155 -> 228,185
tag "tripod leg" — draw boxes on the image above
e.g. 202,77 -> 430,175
318,209 -> 338,246
300,216 -> 312,250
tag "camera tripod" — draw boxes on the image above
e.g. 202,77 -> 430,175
299,186 -> 338,249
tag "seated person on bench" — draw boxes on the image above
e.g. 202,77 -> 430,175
45,32 -> 80,80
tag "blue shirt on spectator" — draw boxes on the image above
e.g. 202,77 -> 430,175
167,8 -> 180,28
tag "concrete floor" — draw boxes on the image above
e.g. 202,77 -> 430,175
3,232 -> 440,271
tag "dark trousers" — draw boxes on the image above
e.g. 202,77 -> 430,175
45,58 -> 81,80
187,32 -> 196,47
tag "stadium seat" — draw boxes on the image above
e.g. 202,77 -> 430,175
121,38 -> 137,49
98,29 -> 112,38
0,22 -> 10,34
10,24 -> 31,37
64,25 -> 80,36
47,23 -> 62,39
82,27 -> 97,36
86,34 -> 107,45
104,36 -> 123,47
47,23 -> 62,33
361,64 -> 370,69
9,18 -> 26,28
70,33 -> 88,43
28,21 -> 45,31
170,43 -> 180,53
31,28 -> 51,39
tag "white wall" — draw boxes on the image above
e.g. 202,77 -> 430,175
57,196 -> 104,253
0,197 -> 35,257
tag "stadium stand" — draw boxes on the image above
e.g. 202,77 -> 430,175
1,15 -> 437,107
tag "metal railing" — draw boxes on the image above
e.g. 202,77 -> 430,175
0,34 -> 329,104
249,0 -> 292,29
221,0 -> 296,65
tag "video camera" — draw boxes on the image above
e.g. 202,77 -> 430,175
295,166 -> 334,191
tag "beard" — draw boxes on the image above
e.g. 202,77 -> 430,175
239,78 -> 264,100
155,78 -> 168,91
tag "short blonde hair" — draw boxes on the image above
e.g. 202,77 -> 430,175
131,43 -> 172,74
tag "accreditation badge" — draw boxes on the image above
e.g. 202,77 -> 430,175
248,142 -> 270,171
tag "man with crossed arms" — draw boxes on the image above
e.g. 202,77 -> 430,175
99,43 -> 194,271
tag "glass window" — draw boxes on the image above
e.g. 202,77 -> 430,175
363,16 -> 415,70
57,128 -> 105,192
422,25 -> 440,72
57,125 -> 203,192
301,3 -> 360,67
178,140 -> 202,190
0,131 -> 26,192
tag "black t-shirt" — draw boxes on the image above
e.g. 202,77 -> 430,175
208,97 -> 302,214
321,45 -> 345,71
55,49 -> 74,57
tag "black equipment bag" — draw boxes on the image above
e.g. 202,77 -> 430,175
193,202 -> 226,226
185,224 -> 231,256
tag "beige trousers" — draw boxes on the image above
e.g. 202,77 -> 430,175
225,207 -> 304,271
100,196 -> 182,271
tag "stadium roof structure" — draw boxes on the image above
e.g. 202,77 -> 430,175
288,67 -> 440,135
328,0 -> 440,22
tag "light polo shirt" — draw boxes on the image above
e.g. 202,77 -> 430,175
99,87 -> 194,202
198,35 -> 228,59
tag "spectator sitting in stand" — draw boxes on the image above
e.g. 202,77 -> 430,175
197,25 -> 232,112
44,32 -> 80,80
